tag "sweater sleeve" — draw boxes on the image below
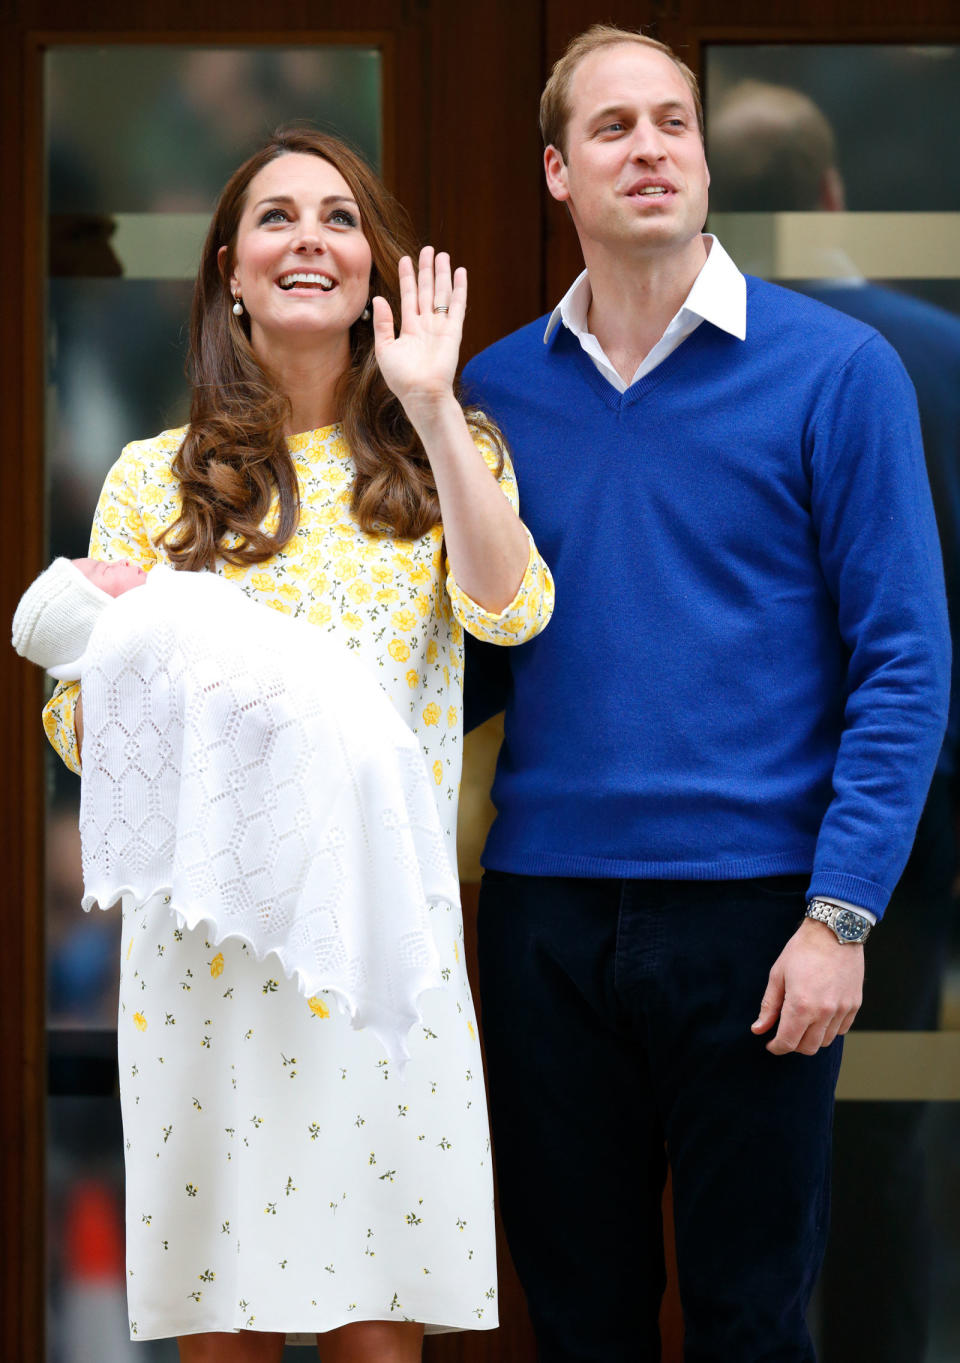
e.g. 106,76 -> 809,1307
42,444 -> 162,773
445,427 -> 555,646
807,333 -> 951,916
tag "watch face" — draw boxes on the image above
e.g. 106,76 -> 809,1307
835,909 -> 866,942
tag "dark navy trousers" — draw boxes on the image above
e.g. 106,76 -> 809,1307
477,872 -> 843,1363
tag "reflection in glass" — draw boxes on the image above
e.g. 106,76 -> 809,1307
47,47 -> 382,213
705,47 -> 960,1363
43,44 -> 383,1359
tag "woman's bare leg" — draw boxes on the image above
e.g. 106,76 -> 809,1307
315,1320 -> 424,1362
178,1330 -> 286,1363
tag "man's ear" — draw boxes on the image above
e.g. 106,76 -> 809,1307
217,243 -> 236,292
544,145 -> 570,204
819,166 -> 846,213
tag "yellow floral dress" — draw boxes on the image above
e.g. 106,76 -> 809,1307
43,423 -> 554,1343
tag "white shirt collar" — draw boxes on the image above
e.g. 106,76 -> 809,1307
543,234 -> 747,347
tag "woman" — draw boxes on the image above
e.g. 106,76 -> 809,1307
44,127 -> 554,1362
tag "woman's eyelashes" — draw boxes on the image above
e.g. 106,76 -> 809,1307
256,206 -> 359,228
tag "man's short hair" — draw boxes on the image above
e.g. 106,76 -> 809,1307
540,24 -> 704,159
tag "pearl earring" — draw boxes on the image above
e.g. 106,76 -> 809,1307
361,303 -> 371,321
232,294 -> 243,316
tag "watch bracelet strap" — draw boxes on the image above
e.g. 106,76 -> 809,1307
805,897 -> 872,939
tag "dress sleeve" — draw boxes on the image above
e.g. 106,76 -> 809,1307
42,445 -> 161,773
445,425 -> 555,646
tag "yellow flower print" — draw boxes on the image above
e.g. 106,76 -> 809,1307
309,603 -> 332,627
426,640 -> 439,664
278,582 -> 300,603
210,953 -> 224,978
222,562 -> 246,582
422,703 -> 441,727
133,1012 -> 148,1032
335,522 -> 354,538
433,760 -> 443,785
395,553 -> 415,572
415,594 -> 430,619
110,537 -> 134,558
371,565 -> 393,584
348,581 -> 372,603
309,572 -> 330,595
307,996 -> 330,1019
450,619 -> 463,644
377,588 -> 400,604
443,666 -> 450,687
447,707 -> 457,728
250,573 -> 275,594
392,609 -> 416,631
338,559 -> 360,581
389,639 -> 411,662
499,617 -> 528,634
102,505 -> 120,530
343,612 -> 364,630
267,599 -> 288,613
409,566 -> 431,586
406,670 -> 419,689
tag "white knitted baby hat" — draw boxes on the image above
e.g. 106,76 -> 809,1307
11,558 -> 111,680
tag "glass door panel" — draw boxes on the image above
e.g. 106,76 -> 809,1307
44,44 -> 382,1359
704,44 -> 960,1362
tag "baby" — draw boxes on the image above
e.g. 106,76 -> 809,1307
12,556 -> 148,679
12,554 -> 457,1065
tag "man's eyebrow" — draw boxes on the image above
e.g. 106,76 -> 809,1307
588,98 -> 691,123
250,194 -> 360,210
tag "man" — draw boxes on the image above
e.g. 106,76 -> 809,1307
461,25 -> 950,1363
708,80 -> 960,1363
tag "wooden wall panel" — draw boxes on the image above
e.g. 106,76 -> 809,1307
429,4 -> 544,361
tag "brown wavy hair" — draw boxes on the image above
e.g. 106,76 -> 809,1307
160,126 -> 501,570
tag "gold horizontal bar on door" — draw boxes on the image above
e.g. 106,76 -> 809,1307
707,212 -> 960,281
836,1031 -> 960,1101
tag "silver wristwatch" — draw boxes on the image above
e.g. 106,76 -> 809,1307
804,898 -> 872,944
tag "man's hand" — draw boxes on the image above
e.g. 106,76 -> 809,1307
751,918 -> 863,1055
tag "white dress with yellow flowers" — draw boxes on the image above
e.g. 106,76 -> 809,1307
43,423 -> 554,1344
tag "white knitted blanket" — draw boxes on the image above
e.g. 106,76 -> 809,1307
77,566 -> 456,1065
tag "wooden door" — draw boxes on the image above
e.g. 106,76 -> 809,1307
4,1 -> 959,1360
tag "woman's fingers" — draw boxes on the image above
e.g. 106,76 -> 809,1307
417,245 -> 435,319
394,248 -> 463,330
397,254 -> 418,328
432,250 -> 453,314
450,265 -> 467,325
370,294 -> 396,350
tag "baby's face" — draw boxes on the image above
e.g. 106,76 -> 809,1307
74,557 -> 148,598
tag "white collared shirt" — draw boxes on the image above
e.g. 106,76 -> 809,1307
543,234 -> 747,393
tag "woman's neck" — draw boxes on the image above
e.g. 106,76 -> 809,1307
253,330 -> 352,435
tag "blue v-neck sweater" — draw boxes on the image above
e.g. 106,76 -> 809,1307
462,277 -> 950,916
